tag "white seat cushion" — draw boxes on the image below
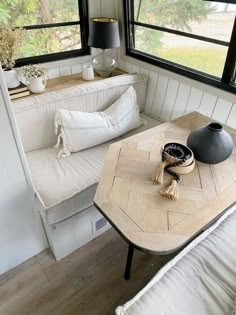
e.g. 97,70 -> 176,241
27,113 -> 161,224
116,204 -> 236,315
27,140 -> 113,209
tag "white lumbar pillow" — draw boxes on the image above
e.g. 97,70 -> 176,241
55,86 -> 143,158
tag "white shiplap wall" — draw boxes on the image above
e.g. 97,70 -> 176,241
116,2 -> 236,129
117,58 -> 236,129
89,0 -> 118,18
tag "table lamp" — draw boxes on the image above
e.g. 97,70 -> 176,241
88,17 -> 120,77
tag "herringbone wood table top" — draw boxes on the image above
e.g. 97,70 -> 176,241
94,112 -> 236,253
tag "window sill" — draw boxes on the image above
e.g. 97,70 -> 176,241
15,48 -> 91,67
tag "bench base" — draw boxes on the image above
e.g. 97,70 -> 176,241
40,204 -> 111,261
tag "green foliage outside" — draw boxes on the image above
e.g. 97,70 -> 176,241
134,0 -> 226,77
0,0 -> 80,58
0,0 -> 230,75
135,0 -> 213,29
158,48 -> 226,77
134,0 -> 213,47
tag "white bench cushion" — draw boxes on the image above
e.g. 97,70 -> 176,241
116,203 -> 236,315
27,141 -> 111,209
27,114 -> 161,224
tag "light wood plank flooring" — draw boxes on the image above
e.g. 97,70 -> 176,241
0,228 -> 175,315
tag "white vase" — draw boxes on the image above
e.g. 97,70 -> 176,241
28,77 -> 46,93
3,69 -> 20,88
82,64 -> 94,80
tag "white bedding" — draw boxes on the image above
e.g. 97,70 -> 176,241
116,203 -> 236,315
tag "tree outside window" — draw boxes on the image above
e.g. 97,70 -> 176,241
125,0 -> 236,91
0,0 -> 89,64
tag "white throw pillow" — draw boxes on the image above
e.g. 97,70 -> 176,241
55,86 -> 143,158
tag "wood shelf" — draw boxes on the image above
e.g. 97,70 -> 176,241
12,68 -> 126,101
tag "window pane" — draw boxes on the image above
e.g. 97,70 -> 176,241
19,26 -> 81,58
134,1 -> 236,42
134,26 -> 227,77
0,0 -> 79,26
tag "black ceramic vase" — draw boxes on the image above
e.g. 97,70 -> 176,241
187,122 -> 234,164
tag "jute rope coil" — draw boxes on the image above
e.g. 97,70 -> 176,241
152,143 -> 195,201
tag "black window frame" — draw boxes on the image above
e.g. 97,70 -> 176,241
15,0 -> 89,67
124,0 -> 236,94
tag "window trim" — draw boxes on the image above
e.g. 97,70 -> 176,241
123,0 -> 236,94
15,0 -> 89,67
222,17 -> 236,83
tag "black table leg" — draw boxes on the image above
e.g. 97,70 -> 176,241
124,244 -> 134,280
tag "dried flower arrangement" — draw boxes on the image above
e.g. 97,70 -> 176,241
21,64 -> 48,79
0,26 -> 23,69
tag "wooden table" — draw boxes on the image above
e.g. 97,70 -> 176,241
94,112 -> 236,279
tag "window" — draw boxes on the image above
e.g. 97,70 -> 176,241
0,0 -> 89,65
124,0 -> 236,92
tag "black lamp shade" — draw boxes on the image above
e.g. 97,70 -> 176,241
88,18 -> 120,49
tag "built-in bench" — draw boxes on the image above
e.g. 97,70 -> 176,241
14,74 -> 161,260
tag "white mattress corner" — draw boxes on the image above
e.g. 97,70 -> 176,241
116,202 -> 236,315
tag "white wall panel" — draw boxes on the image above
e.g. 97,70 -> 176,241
145,71 -> 159,114
47,68 -> 60,80
59,66 -> 72,77
212,99 -> 233,125
160,79 -> 179,121
199,93 -> 217,117
71,63 -> 82,74
101,0 -> 116,17
139,66 -> 149,77
113,0 -> 119,18
90,0 -> 117,17
89,0 -> 101,17
184,87 -> 203,114
124,61 -> 133,73
226,104 -> 236,129
171,83 -> 191,120
0,71 -> 46,275
131,64 -> 141,74
150,75 -> 168,119
117,53 -> 236,129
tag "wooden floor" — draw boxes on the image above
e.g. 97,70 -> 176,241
0,228 -> 175,315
